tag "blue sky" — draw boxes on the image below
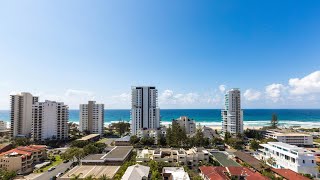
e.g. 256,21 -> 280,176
1,0 -> 320,109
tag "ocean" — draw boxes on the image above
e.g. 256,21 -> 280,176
1,109 -> 320,128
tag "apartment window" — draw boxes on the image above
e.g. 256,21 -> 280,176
303,160 -> 305,164
312,160 -> 314,164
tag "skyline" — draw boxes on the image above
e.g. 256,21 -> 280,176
1,1 -> 320,109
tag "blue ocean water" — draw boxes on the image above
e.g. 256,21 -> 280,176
1,109 -> 320,127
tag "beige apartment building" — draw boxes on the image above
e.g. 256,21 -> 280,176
10,92 -> 38,137
265,130 -> 313,146
0,145 -> 46,174
79,101 -> 104,136
136,147 -> 209,168
173,116 -> 196,135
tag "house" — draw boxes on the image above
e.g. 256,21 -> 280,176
121,164 -> 150,180
115,135 -> 131,146
162,167 -> 190,180
199,166 -> 268,180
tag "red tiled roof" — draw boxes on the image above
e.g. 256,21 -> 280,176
0,149 -> 32,156
199,166 -> 269,180
271,168 -> 310,180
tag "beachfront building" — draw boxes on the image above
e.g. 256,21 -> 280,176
79,101 -> 104,136
265,129 -> 313,146
173,116 -> 196,135
10,92 -> 39,137
131,86 -> 160,137
136,147 -> 209,168
221,88 -> 243,134
0,121 -> 7,131
257,142 -> 318,177
32,100 -> 68,141
0,145 -> 46,174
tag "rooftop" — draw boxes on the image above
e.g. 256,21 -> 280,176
121,164 -> 150,180
271,168 -> 310,180
104,146 -> 133,160
233,151 -> 268,172
211,152 -> 240,167
115,135 -> 131,142
163,167 -> 190,180
77,134 -> 100,141
60,165 -> 119,179
199,166 -> 268,180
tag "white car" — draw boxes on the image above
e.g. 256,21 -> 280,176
56,172 -> 63,177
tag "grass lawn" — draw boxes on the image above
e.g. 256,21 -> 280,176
97,138 -> 108,143
37,155 -> 63,173
314,139 -> 320,143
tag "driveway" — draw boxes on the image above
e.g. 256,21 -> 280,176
33,161 -> 72,180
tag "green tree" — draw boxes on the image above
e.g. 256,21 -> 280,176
140,137 -> 154,145
12,137 -> 31,147
70,173 -> 83,180
83,144 -> 99,155
112,121 -> 130,136
98,174 -> 111,180
224,132 -> 231,142
61,147 -> 85,164
250,139 -> 259,151
0,169 -> 17,180
130,135 -> 140,145
270,113 -> 278,129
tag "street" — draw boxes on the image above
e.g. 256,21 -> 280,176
34,161 -> 72,180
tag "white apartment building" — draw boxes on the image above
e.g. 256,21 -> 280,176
131,86 -> 160,137
10,92 -> 39,137
32,100 -> 68,141
0,120 -> 7,131
80,101 -> 104,136
136,147 -> 209,168
221,88 -> 243,134
257,142 -> 318,177
265,130 -> 313,146
173,116 -> 196,135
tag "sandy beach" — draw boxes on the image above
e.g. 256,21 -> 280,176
206,125 -> 263,131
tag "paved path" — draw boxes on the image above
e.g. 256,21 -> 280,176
34,161 -> 72,180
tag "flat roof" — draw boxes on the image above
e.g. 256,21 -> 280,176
104,146 -> 133,160
78,134 -> 100,141
59,165 -> 120,179
115,135 -> 130,142
82,154 -> 106,161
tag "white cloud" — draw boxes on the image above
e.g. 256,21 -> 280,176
243,89 -> 261,101
289,71 -> 320,95
159,90 -> 201,105
65,89 -> 94,97
219,85 -> 226,93
265,83 -> 286,102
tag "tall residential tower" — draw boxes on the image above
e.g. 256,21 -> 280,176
10,92 -> 38,137
131,86 -> 160,136
79,101 -> 104,136
222,88 -> 243,134
32,100 -> 69,141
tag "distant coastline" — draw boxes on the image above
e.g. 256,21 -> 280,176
1,109 -> 320,128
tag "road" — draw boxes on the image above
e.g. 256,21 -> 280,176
34,161 -> 72,180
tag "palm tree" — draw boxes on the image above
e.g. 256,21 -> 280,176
70,173 -> 83,180
84,175 -> 95,180
98,174 -> 111,180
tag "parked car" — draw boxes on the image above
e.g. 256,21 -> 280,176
48,167 -> 56,172
63,159 -> 69,163
56,172 -> 63,177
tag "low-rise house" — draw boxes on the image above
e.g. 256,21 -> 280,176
162,167 -> 190,180
121,164 -> 150,180
0,145 -> 46,174
115,135 -> 131,146
271,168 -> 310,180
136,147 -> 209,168
265,129 -> 313,146
81,146 -> 133,165
199,166 -> 268,180
257,142 -> 318,177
